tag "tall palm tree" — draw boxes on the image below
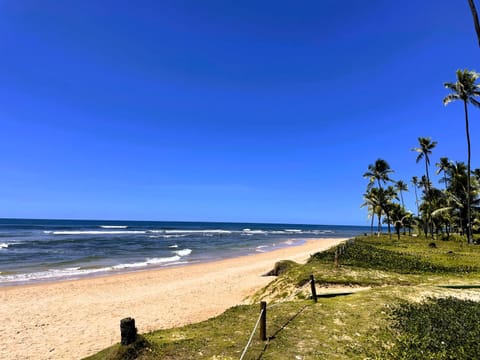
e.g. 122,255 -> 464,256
363,159 -> 394,190
395,180 -> 408,209
444,69 -> 480,244
436,157 -> 451,190
413,137 -> 437,238
412,137 -> 437,188
468,0 -> 480,47
411,176 -> 420,216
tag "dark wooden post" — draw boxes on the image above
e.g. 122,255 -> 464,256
260,301 -> 267,341
310,274 -> 317,303
120,317 -> 137,345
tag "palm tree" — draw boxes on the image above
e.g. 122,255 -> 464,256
383,185 -> 399,239
395,180 -> 408,209
363,159 -> 394,190
444,69 -> 480,244
412,137 -> 437,188
468,0 -> 480,47
411,176 -> 420,216
412,137 -> 437,238
436,157 -> 451,190
361,189 -> 381,235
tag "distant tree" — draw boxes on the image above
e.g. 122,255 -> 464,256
412,137 -> 437,189
383,185 -> 399,239
395,180 -> 408,210
444,69 -> 480,244
412,138 -> 437,238
411,176 -> 420,216
363,159 -> 394,190
389,203 -> 411,241
362,160 -> 395,236
361,189 -> 381,235
436,157 -> 452,190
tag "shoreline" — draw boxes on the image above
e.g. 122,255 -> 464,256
0,237 -> 346,360
0,237 -> 312,288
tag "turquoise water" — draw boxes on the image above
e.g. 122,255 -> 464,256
0,218 -> 368,285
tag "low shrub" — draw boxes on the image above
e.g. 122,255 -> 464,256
386,297 -> 480,360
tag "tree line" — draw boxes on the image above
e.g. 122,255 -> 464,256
362,70 -> 480,243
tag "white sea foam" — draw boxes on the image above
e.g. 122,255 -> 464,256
0,256 -> 183,283
99,225 -> 128,229
169,244 -> 179,248
0,243 -> 9,249
173,249 -> 192,256
242,229 -> 267,235
162,229 -> 232,234
285,229 -> 302,233
111,256 -> 181,269
49,230 -> 146,235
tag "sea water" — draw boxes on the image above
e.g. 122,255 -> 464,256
0,218 -> 368,285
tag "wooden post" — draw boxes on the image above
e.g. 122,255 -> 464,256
334,249 -> 339,267
120,317 -> 137,345
260,301 -> 267,341
310,274 -> 317,303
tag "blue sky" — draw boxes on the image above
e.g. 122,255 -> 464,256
1,1 -> 479,225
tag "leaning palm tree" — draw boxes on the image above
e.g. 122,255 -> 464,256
395,180 -> 408,209
444,69 -> 480,244
436,157 -> 451,190
363,159 -> 394,190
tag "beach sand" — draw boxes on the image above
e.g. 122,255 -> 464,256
0,238 -> 346,360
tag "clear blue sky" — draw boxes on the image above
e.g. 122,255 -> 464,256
1,1 -> 479,225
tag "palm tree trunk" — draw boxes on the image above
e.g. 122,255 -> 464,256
468,0 -> 480,47
370,212 -> 374,235
378,212 -> 382,236
414,187 -> 419,216
464,100 -> 473,244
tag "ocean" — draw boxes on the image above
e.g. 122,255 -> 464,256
0,218 -> 368,286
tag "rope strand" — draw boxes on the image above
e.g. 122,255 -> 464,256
239,308 -> 264,360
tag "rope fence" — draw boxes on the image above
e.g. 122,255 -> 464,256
239,302 -> 266,360
118,274 -> 323,359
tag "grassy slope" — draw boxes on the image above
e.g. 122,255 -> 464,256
85,235 -> 480,360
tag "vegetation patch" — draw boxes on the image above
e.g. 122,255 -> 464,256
310,237 -> 478,274
385,297 -> 480,360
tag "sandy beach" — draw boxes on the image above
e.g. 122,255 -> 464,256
0,238 -> 345,360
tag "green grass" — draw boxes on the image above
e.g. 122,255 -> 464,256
385,297 -> 480,359
85,234 -> 480,360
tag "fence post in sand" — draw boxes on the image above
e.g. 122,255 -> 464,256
260,301 -> 267,341
334,249 -> 339,268
310,274 -> 317,303
120,317 -> 137,345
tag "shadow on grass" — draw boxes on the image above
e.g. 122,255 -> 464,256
257,304 -> 310,359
